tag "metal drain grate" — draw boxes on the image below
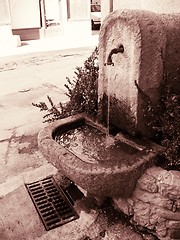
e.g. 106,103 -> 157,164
25,176 -> 79,231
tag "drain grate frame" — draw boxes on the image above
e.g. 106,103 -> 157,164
25,176 -> 79,231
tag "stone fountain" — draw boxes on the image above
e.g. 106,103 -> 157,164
38,10 -> 179,201
38,113 -> 161,198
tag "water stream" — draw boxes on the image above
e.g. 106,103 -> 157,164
105,66 -> 113,147
105,65 -> 114,147
106,66 -> 110,137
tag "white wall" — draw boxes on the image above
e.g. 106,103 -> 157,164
9,0 -> 41,29
101,0 -> 180,21
45,0 -> 60,21
61,0 -> 91,36
113,0 -> 180,14
68,0 -> 90,20
0,0 -> 11,24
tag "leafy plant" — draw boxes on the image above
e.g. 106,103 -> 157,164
64,47 -> 99,115
32,95 -> 68,123
139,73 -> 180,170
32,47 -> 99,123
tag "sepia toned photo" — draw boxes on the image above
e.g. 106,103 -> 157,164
0,1 -> 179,239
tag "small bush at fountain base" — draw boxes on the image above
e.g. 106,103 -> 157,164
32,47 -> 99,122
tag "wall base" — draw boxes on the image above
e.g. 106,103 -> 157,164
12,28 -> 43,41
113,167 -> 180,240
0,25 -> 21,48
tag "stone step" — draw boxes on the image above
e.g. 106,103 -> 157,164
0,35 -> 21,48
0,25 -> 21,48
0,25 -> 12,37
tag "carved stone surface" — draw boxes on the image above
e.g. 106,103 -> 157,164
98,10 -> 180,138
113,166 -> 180,240
38,114 -> 161,198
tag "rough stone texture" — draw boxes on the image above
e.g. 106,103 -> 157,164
113,167 -> 180,240
38,114 -> 161,198
160,13 -> 180,94
98,10 -> 166,137
98,10 -> 180,138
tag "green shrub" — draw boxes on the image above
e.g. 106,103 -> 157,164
32,47 -> 99,122
64,47 -> 99,116
143,73 -> 180,171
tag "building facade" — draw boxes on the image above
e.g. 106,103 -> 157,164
101,0 -> 180,21
1,0 -> 179,43
0,0 -> 91,41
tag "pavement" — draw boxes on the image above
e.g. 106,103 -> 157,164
0,31 -> 99,58
0,33 -> 145,240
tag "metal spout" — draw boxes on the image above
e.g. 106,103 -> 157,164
104,44 -> 124,66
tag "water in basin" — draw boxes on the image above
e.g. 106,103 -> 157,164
54,124 -> 140,166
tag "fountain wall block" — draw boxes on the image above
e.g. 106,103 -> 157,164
98,10 -> 180,138
113,166 -> 180,240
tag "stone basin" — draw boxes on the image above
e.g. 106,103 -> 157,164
38,114 -> 161,198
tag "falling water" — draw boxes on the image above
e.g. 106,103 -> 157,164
105,66 -> 115,147
107,68 -> 110,136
